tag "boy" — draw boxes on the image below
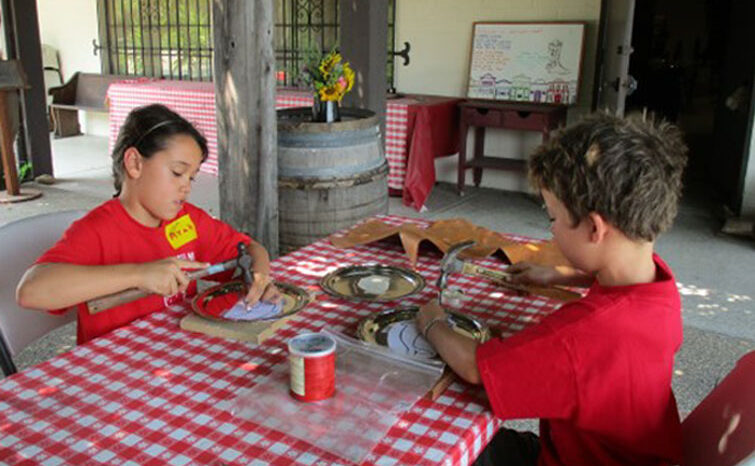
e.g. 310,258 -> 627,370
416,112 -> 688,465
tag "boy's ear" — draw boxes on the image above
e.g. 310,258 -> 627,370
587,212 -> 609,243
123,147 -> 143,179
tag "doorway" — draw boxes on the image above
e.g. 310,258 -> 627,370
624,0 -> 754,216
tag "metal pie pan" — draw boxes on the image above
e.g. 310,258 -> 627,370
191,280 -> 311,322
320,264 -> 425,302
357,306 -> 491,352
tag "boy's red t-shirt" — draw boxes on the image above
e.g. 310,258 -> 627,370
476,254 -> 683,465
36,199 -> 249,344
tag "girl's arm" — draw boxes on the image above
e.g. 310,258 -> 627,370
416,299 -> 482,385
244,240 -> 282,304
16,258 -> 209,310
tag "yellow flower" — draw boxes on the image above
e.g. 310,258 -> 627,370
318,52 -> 342,77
342,63 -> 355,94
318,85 -> 341,102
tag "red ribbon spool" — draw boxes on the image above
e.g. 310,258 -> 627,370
288,333 -> 336,402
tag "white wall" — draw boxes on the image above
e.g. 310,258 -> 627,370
394,0 -> 601,193
37,0 -> 107,135
35,0 -> 604,177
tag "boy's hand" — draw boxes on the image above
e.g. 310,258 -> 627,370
137,258 -> 209,297
244,272 -> 282,307
505,261 -> 560,287
416,298 -> 446,333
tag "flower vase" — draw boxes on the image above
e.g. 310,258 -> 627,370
312,96 -> 341,123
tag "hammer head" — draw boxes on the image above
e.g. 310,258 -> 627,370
437,240 -> 475,291
236,242 -> 254,286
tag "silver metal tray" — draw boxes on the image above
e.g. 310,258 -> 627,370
356,306 -> 491,359
319,264 -> 425,302
192,280 -> 311,322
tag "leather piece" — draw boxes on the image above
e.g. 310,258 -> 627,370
329,218 -> 572,268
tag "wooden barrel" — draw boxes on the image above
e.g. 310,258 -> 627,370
278,107 -> 388,253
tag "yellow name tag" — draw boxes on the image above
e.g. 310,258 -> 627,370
165,214 -> 198,249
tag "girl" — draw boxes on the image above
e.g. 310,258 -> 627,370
16,104 -> 279,344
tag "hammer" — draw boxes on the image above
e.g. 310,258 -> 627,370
438,241 -> 522,301
438,240 -> 581,302
87,242 -> 254,314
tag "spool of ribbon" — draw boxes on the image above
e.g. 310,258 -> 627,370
288,333 -> 336,402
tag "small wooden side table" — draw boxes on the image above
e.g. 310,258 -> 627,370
457,100 -> 567,194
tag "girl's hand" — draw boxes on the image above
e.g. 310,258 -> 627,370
137,258 -> 209,296
505,261 -> 560,287
244,272 -> 282,307
416,298 -> 446,333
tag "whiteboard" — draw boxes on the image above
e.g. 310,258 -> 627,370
466,22 -> 585,105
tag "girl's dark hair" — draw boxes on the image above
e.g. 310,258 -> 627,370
111,104 -> 208,196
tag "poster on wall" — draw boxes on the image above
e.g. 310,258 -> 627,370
466,22 -> 586,105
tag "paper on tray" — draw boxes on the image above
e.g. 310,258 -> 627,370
222,299 -> 282,321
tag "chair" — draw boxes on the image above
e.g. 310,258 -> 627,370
682,351 -> 755,466
0,210 -> 86,376
41,44 -> 63,130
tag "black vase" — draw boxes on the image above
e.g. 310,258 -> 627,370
312,96 -> 341,123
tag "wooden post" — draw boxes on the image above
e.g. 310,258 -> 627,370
339,0 -> 389,141
0,60 -> 40,203
0,91 -> 19,194
212,0 -> 278,257
5,0 -> 53,176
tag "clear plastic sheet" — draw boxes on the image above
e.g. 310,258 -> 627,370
222,330 -> 445,463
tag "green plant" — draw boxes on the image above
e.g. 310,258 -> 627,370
18,161 -> 33,182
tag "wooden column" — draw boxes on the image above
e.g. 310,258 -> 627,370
213,0 -> 278,257
0,60 -> 40,203
339,0 -> 389,140
4,0 -> 52,176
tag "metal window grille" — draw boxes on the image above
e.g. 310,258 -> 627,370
96,0 -> 214,81
97,0 -> 395,87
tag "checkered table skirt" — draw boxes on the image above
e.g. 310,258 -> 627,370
107,81 -> 418,191
0,215 -> 561,465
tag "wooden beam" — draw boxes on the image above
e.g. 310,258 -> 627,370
213,0 -> 279,257
5,0 -> 52,176
339,0 -> 389,139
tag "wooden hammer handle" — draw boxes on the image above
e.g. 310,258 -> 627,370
86,259 -> 237,315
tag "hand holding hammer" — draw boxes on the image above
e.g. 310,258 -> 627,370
87,242 -> 254,314
438,240 -> 581,302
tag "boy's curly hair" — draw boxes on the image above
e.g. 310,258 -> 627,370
529,112 -> 688,242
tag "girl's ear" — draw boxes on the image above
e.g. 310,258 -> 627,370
123,147 -> 143,179
587,212 -> 609,243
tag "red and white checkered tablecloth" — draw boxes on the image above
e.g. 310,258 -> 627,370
106,80 -> 423,192
0,215 -> 561,465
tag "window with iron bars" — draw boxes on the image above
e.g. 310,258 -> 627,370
96,0 -> 396,88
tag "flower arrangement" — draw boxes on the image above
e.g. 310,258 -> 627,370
299,46 -> 355,102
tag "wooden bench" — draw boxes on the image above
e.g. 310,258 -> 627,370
48,72 -> 131,138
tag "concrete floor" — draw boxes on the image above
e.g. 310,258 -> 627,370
1,134 -> 753,431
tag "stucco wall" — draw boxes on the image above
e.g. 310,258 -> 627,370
393,0 -> 601,192
37,0 -> 107,136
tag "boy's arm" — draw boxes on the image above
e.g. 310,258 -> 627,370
416,299 -> 482,385
507,262 -> 595,288
16,258 -> 208,310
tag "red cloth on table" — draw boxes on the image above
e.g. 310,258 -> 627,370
476,254 -> 683,465
402,97 -> 461,210
36,199 -> 249,344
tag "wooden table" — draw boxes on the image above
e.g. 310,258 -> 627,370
0,215 -> 564,465
457,100 -> 567,194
